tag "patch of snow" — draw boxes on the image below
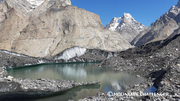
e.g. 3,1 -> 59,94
26,0 -> 44,7
169,6 -> 180,15
25,64 -> 32,66
60,0 -> 71,6
2,66 -> 6,69
0,50 -> 27,57
123,13 -> 133,20
38,60 -> 45,64
29,9 -> 33,12
106,17 -> 123,31
55,47 -> 87,61
107,52 -> 116,59
65,0 -> 71,5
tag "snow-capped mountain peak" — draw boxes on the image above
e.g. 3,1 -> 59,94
123,13 -> 132,18
106,13 -> 135,31
105,13 -> 147,43
107,17 -> 122,31
123,13 -> 134,21
105,13 -> 146,32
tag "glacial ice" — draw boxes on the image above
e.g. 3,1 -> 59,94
56,47 -> 86,61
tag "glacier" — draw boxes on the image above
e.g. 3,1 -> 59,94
55,47 -> 87,61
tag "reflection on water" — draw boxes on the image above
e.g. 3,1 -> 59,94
59,65 -> 87,78
146,86 -> 157,93
7,63 -> 144,101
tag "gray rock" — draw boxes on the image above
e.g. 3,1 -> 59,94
96,34 -> 180,101
131,0 -> 180,46
0,77 -> 99,100
0,68 -> 8,78
4,76 -> 13,81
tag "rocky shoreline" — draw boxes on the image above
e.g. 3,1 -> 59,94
79,34 -> 180,101
80,62 -> 180,101
0,47 -> 117,69
0,67 -> 99,100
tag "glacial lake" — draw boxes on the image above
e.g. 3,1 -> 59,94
7,63 -> 144,101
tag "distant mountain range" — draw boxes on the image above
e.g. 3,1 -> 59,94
106,0 -> 180,47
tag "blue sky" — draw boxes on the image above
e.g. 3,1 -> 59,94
71,0 -> 179,27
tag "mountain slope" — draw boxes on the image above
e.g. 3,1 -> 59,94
131,0 -> 180,46
105,13 -> 147,43
0,8 -> 29,51
11,5 -> 131,57
0,0 -> 132,57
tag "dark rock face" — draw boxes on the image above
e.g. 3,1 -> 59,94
0,50 -> 41,68
155,56 -> 180,97
177,0 -> 180,7
0,50 -> 63,69
102,34 -> 180,72
99,34 -> 180,100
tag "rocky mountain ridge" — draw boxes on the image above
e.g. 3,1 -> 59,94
131,0 -> 180,46
105,13 -> 147,43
